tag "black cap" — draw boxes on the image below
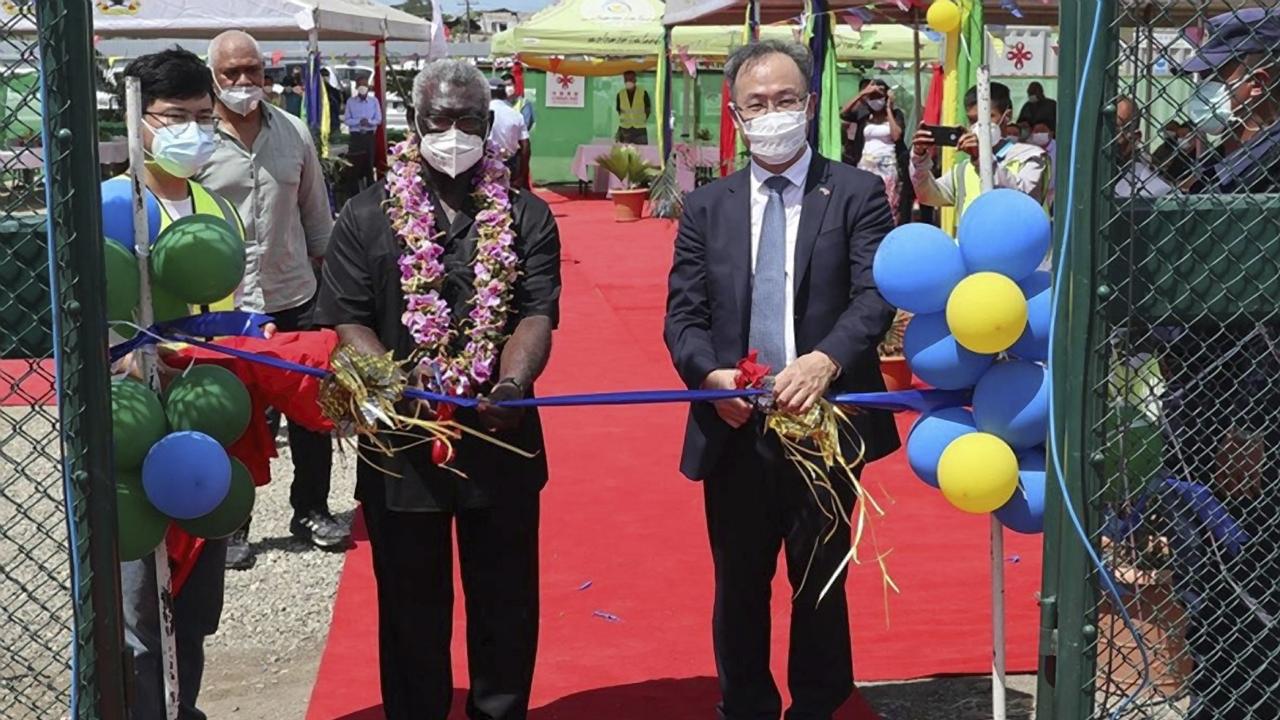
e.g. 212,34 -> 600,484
1179,8 -> 1280,74
488,76 -> 505,90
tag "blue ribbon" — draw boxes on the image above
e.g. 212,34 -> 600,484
109,312 -> 970,413
109,311 -> 273,364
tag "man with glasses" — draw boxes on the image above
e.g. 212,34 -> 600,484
664,40 -> 899,719
314,59 -> 561,720
115,48 -> 244,720
198,30 -> 347,568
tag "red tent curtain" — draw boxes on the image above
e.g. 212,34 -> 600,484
513,61 -> 525,95
718,77 -> 736,177
372,39 -> 388,173
922,62 -> 945,126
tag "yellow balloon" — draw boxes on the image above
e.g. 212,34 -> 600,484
926,0 -> 962,34
937,432 -> 1019,514
946,272 -> 1028,354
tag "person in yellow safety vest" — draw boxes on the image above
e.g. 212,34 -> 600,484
114,47 -> 250,720
155,180 -> 246,311
615,70 -> 652,145
908,81 -> 1051,218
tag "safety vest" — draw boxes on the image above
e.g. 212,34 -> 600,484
513,96 -> 527,113
617,88 -> 648,130
955,146 -> 1052,217
155,180 -> 245,312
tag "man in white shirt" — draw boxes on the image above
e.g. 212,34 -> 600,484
1115,96 -> 1176,198
664,39 -> 899,720
487,77 -> 530,187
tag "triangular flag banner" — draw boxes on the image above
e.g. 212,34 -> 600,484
1000,0 -> 1023,19
843,9 -> 864,31
988,31 -> 1006,55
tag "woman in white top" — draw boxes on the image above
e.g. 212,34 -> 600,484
840,79 -> 909,225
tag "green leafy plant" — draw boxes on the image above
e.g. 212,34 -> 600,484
595,145 -> 657,190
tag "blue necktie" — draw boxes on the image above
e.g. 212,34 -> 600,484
749,175 -> 791,372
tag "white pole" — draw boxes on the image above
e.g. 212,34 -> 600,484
126,76 -> 180,720
973,64 -> 1007,720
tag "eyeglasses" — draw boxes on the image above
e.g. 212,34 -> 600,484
731,95 -> 808,121
146,112 -> 219,132
417,114 -> 487,136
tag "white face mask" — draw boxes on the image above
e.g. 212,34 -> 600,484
1189,79 -> 1236,136
740,102 -> 809,165
1029,132 -> 1051,147
217,83 -> 263,116
505,85 -> 517,99
625,81 -> 636,90
867,98 -> 886,112
146,120 -> 218,178
419,128 -> 485,178
357,87 -> 369,97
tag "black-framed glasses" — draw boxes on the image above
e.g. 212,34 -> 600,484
145,111 -> 219,132
730,95 -> 809,121
416,113 -> 487,136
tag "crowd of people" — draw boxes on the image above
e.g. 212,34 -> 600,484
112,7 -> 1280,720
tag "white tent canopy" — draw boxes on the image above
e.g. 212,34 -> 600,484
8,0 -> 435,41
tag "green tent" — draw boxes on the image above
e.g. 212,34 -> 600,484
491,0 -> 939,72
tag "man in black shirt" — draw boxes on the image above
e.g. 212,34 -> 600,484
314,58 -> 561,720
1016,81 -> 1057,129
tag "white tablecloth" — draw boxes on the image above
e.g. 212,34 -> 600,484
570,143 -> 719,194
0,139 -> 129,171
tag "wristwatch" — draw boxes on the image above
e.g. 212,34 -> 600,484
496,377 -> 526,396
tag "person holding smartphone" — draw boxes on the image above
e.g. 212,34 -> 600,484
840,78 -> 912,225
908,82 -> 1049,218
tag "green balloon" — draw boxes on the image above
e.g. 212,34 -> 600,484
104,238 -> 140,323
1101,404 -> 1164,503
116,470 -> 169,562
179,458 -> 255,539
112,378 -> 167,470
164,364 -> 252,446
150,283 -> 192,323
150,214 -> 245,305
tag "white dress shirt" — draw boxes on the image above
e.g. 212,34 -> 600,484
749,145 -> 811,366
488,98 -> 529,159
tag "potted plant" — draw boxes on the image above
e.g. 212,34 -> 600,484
1095,354 -> 1189,703
878,310 -> 913,391
595,145 -> 657,222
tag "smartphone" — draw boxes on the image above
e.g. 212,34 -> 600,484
922,124 -> 965,147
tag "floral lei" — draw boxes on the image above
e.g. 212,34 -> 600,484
384,139 -> 518,397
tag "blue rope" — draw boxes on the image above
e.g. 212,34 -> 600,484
36,41 -> 80,720
1047,2 -> 1153,715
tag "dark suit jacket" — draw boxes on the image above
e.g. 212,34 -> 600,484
664,153 -> 901,480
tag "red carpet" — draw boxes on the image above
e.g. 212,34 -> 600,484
305,192 -> 1043,720
1,359 -> 54,406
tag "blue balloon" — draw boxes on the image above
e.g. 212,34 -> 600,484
142,431 -> 231,520
996,449 -> 1047,534
906,407 -> 977,488
872,223 -> 968,314
1009,271 -> 1051,362
957,188 -> 1051,281
973,360 -> 1049,450
903,312 -> 995,390
101,178 -> 160,252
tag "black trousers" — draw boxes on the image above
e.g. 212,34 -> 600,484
348,131 -> 376,186
269,297 -> 334,515
704,425 -> 856,720
362,495 -> 540,720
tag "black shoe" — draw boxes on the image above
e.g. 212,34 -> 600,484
290,510 -> 351,550
225,527 -> 256,570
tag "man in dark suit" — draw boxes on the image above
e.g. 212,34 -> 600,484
664,40 -> 900,720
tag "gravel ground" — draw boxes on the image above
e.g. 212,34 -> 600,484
199,437 -> 359,720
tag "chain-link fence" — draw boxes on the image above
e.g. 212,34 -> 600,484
1044,1 -> 1280,719
2,1 -> 125,718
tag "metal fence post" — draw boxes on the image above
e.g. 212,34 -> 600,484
35,0 -> 129,717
